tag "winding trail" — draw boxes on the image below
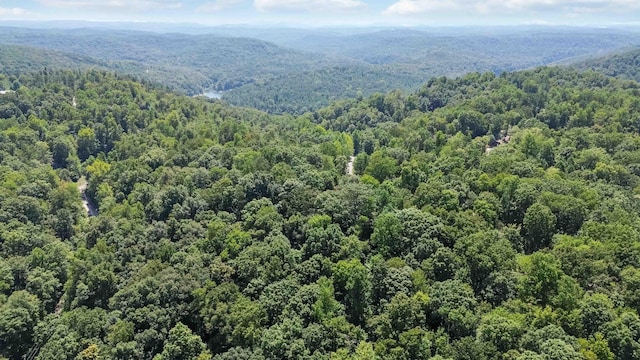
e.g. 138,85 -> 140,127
346,156 -> 355,175
78,177 -> 98,217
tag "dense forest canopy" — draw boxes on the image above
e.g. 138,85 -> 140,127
1,27 -> 639,113
0,45 -> 108,75
2,62 -> 640,360
573,48 -> 640,83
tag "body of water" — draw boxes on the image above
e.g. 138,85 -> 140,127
201,91 -> 223,99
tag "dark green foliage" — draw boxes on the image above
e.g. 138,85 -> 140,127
522,203 -> 556,254
0,291 -> 42,358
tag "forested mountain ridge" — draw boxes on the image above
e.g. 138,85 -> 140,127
278,29 -> 637,68
0,45 -> 109,76
200,29 -> 638,113
0,27 -> 354,95
220,65 -> 428,114
573,47 -> 640,83
217,28 -> 640,113
2,66 -> 640,359
1,26 -> 639,114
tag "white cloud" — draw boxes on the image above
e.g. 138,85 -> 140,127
37,0 -> 182,11
198,0 -> 243,11
383,0 -> 458,15
0,7 -> 30,16
254,0 -> 366,13
383,0 -> 640,16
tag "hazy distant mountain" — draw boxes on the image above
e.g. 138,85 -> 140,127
1,25 -> 639,113
0,27 -> 353,94
222,28 -> 640,113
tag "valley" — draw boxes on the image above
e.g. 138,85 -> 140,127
1,26 -> 639,113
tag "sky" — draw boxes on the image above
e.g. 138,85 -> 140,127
1,0 -> 640,26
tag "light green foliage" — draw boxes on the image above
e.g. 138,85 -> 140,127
312,277 -> 342,321
578,333 -> 614,360
365,150 -> 398,182
517,253 -> 582,309
77,128 -> 97,162
371,212 -> 403,257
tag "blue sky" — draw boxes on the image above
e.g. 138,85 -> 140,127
2,0 -> 640,26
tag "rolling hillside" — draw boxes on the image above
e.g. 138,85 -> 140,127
572,47 -> 640,82
2,26 -> 639,113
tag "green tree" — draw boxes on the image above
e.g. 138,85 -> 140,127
303,215 -> 345,260
428,280 -> 478,338
77,127 -> 97,161
522,203 -> 556,254
580,294 -> 614,336
454,230 -> 516,299
539,339 -> 582,360
333,259 -> 371,326
371,212 -> 403,257
312,277 -> 342,322
477,310 -> 525,353
517,253 -> 580,307
52,137 -> 73,169
364,150 -> 398,182
0,291 -> 42,359
353,153 -> 368,176
26,268 -> 62,313
621,266 -> 640,310
154,322 -> 210,360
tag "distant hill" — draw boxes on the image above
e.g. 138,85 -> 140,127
222,64 -> 429,114
223,29 -> 640,113
1,26 -> 639,113
0,44 -> 108,74
572,48 -> 640,82
0,27 -> 350,95
279,29 -> 639,71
